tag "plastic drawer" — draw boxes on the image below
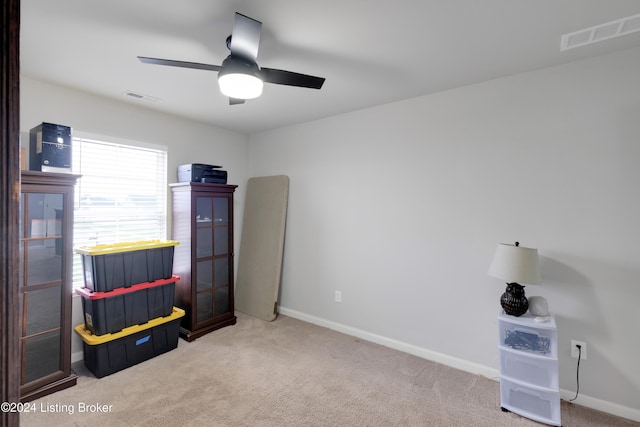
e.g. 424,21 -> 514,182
74,307 -> 185,378
500,377 -> 561,426
499,347 -> 558,389
76,240 -> 178,292
498,318 -> 557,358
76,276 -> 178,335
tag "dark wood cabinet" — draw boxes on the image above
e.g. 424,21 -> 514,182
19,171 -> 80,401
170,182 -> 238,341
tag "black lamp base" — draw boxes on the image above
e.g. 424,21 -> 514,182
501,283 -> 528,316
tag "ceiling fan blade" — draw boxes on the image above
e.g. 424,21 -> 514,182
137,56 -> 221,72
229,13 -> 262,62
229,97 -> 245,105
259,68 -> 325,89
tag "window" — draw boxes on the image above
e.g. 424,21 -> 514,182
71,135 -> 168,288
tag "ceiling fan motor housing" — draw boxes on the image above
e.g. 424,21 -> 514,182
219,55 -> 261,77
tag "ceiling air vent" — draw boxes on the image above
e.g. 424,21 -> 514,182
124,91 -> 160,102
561,13 -> 640,51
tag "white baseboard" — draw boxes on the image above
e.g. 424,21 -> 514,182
71,351 -> 83,364
559,390 -> 640,423
277,307 -> 498,379
278,306 -> 640,423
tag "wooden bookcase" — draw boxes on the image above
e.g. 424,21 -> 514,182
170,182 -> 238,341
19,171 -> 80,401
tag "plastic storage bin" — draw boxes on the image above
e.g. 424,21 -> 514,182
499,347 -> 559,389
76,276 -> 179,335
74,307 -> 185,378
75,240 -> 178,292
498,317 -> 557,358
498,311 -> 560,426
500,377 -> 561,425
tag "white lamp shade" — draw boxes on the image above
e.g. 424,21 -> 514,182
488,243 -> 542,284
218,73 -> 263,99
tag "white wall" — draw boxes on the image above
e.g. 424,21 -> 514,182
20,77 -> 249,360
248,47 -> 640,420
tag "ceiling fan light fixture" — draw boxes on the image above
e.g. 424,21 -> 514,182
218,56 -> 263,99
218,72 -> 263,99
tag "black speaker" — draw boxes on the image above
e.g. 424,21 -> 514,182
29,122 -> 72,172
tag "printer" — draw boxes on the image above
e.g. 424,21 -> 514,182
178,163 -> 227,184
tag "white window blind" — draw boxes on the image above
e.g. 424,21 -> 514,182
71,136 -> 168,288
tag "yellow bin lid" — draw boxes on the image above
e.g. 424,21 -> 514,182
74,239 -> 179,255
74,307 -> 185,345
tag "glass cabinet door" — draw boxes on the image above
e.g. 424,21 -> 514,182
194,195 -> 232,326
195,196 -> 213,258
19,191 -> 66,388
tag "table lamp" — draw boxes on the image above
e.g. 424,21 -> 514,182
488,242 -> 541,316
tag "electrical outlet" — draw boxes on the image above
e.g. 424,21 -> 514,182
571,340 -> 587,360
334,290 -> 342,303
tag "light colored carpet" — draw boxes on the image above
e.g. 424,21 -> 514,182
21,313 -> 638,426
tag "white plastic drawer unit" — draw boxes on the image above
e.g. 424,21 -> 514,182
499,347 -> 559,389
498,315 -> 557,358
497,311 -> 560,426
500,377 -> 561,426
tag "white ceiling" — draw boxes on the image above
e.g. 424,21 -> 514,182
20,0 -> 640,135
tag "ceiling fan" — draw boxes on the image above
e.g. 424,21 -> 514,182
138,12 -> 325,105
